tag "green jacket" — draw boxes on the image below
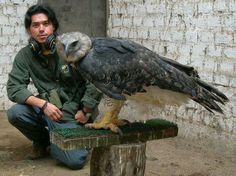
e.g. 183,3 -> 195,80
7,45 -> 101,121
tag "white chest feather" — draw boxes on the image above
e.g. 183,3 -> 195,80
125,86 -> 190,107
99,86 -> 190,118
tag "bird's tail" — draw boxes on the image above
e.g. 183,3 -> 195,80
191,78 -> 229,113
160,55 -> 229,113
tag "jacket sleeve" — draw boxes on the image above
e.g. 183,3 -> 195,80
7,50 -> 33,103
81,81 -> 102,109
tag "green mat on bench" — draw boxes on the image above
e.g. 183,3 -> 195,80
50,118 -> 178,150
53,118 -> 177,138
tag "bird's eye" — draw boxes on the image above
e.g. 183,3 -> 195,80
71,41 -> 78,47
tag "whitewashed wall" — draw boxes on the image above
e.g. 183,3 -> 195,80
0,0 -> 38,110
107,0 -> 236,152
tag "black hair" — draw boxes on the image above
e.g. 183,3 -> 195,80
24,4 -> 59,32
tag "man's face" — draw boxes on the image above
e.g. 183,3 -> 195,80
28,13 -> 55,44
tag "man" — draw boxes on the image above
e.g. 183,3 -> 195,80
7,4 -> 101,170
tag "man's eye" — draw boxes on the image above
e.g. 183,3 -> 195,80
44,22 -> 49,26
32,24 -> 39,28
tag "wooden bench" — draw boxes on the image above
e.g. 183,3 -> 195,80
50,118 -> 178,176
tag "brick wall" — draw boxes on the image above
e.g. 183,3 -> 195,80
0,0 -> 38,110
107,0 -> 236,149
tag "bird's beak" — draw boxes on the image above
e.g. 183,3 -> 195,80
64,44 -> 70,57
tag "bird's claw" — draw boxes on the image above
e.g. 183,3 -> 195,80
85,122 -> 124,135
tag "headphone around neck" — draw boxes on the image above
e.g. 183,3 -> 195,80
29,34 -> 56,55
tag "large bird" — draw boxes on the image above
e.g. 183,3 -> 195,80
56,32 -> 229,133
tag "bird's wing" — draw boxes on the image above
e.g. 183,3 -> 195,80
76,37 -> 228,113
77,38 -> 154,99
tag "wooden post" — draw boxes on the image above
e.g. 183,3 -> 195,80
90,143 -> 146,176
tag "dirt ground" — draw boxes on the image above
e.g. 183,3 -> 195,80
0,112 -> 235,176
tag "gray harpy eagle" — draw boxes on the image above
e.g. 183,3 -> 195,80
56,32 -> 229,133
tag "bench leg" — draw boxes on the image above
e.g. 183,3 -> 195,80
90,142 -> 146,176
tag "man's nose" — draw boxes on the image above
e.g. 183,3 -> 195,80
39,24 -> 45,31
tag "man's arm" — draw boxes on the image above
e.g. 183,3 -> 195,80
26,96 -> 63,121
7,49 -> 63,121
7,50 -> 34,103
81,82 -> 102,109
75,81 -> 102,123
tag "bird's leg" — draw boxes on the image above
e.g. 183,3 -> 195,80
85,98 -> 129,134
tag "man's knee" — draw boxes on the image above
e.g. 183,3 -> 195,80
57,151 -> 88,170
7,104 -> 30,125
7,104 -> 20,125
50,144 -> 89,170
64,158 -> 87,170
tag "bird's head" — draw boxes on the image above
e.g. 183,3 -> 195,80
56,32 -> 92,63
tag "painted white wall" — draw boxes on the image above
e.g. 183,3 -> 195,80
106,0 -> 236,153
0,0 -> 38,110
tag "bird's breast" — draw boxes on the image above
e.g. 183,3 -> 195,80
125,86 -> 190,107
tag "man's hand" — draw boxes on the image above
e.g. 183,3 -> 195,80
74,110 -> 90,124
43,102 -> 63,122
25,96 -> 63,122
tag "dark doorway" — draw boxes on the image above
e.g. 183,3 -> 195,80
39,0 -> 107,37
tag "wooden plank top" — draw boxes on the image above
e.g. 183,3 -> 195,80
50,118 -> 178,150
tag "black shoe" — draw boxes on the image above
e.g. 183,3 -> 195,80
27,146 -> 50,160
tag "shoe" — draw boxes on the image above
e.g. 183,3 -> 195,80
27,146 -> 50,160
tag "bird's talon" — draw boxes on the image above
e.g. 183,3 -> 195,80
85,123 -> 93,128
116,128 -> 123,135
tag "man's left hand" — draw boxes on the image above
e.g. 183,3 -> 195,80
74,110 -> 90,124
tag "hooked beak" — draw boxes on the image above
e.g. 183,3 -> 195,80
64,44 -> 70,57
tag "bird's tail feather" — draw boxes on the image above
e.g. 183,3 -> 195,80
192,80 -> 229,114
195,78 -> 229,103
192,89 -> 222,113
